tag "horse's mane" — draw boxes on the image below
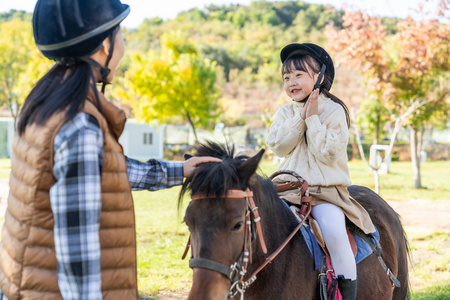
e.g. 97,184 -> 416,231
178,142 -> 277,212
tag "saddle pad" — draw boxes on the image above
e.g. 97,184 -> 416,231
284,201 -> 380,264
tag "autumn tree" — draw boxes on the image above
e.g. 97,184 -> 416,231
117,32 -> 219,142
326,2 -> 450,189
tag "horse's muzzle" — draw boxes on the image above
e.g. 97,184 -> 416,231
188,268 -> 231,300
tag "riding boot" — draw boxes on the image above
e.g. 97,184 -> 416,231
337,275 -> 357,300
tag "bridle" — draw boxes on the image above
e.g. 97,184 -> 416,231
182,180 -> 312,299
182,189 -> 267,285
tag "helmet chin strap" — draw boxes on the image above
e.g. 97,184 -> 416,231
80,27 -> 118,94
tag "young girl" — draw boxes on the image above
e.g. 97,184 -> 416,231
266,43 -> 376,300
0,1 -> 219,299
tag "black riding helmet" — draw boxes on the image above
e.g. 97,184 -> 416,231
33,0 -> 130,92
280,43 -> 335,91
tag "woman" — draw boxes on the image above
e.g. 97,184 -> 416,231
0,1 -> 219,299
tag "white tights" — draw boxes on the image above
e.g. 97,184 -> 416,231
312,203 -> 357,280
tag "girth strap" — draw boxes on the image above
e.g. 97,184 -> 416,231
354,229 -> 401,287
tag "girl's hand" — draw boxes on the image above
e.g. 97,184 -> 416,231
306,88 -> 319,118
301,98 -> 309,120
183,156 -> 222,177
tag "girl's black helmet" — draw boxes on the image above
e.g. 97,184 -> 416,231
280,43 -> 335,91
33,0 -> 130,60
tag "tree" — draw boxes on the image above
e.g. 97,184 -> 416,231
356,97 -> 389,145
0,19 -> 33,121
118,32 -> 220,143
0,10 -> 32,24
326,2 -> 450,189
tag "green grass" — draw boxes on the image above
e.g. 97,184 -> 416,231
133,188 -> 191,297
0,158 -> 11,179
133,159 -> 450,298
1,158 -> 449,298
411,283 -> 450,300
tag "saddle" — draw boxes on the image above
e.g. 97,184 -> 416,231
271,170 -> 357,257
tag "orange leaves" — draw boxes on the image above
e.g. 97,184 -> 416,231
325,11 -> 389,96
325,5 -> 449,114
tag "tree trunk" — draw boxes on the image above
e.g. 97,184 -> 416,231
374,114 -> 380,145
186,113 -> 199,144
351,121 -> 368,165
374,169 -> 380,194
410,126 -> 422,189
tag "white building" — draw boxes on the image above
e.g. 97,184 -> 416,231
0,118 -> 164,160
119,119 -> 164,160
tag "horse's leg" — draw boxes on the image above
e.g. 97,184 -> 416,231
356,254 -> 393,299
348,186 -> 410,300
376,210 -> 410,300
391,222 -> 410,300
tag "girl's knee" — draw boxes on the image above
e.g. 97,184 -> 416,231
321,224 -> 348,250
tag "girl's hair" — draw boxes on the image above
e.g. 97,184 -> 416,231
17,61 -> 94,135
282,55 -> 350,128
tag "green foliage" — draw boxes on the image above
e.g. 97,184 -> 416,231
122,32 -> 219,140
0,10 -> 32,24
0,19 -> 33,114
125,1 -> 348,88
0,15 -> 52,117
357,97 -> 390,144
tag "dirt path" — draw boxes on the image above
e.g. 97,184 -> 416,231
388,199 -> 450,232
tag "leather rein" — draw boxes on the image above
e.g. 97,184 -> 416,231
182,173 -> 312,298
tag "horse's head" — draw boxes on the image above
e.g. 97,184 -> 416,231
179,142 -> 266,300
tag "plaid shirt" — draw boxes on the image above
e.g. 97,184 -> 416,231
49,113 -> 183,300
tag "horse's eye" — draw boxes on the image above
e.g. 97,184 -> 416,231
231,222 -> 243,231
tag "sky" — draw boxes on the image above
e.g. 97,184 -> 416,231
0,0 -> 433,29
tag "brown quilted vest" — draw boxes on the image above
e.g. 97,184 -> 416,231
0,89 -> 138,300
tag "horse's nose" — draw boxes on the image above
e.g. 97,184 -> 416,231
188,268 -> 230,300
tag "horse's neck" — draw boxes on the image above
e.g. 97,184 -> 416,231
257,197 -> 313,262
246,198 -> 317,297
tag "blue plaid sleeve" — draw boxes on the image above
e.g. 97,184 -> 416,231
127,157 -> 184,191
50,113 -> 103,300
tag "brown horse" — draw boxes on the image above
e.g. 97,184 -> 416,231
179,142 -> 409,300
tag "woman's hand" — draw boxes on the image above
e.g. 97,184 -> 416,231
183,156 -> 222,177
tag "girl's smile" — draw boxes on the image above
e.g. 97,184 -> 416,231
283,67 -> 318,102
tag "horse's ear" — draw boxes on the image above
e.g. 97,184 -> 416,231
237,149 -> 265,182
184,154 -> 193,161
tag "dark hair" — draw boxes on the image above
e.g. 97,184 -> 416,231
17,61 -> 94,135
282,54 -> 350,128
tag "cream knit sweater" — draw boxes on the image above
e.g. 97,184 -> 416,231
266,94 -> 351,186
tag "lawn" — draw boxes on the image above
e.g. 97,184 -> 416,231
134,159 -> 450,298
0,158 -> 449,299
